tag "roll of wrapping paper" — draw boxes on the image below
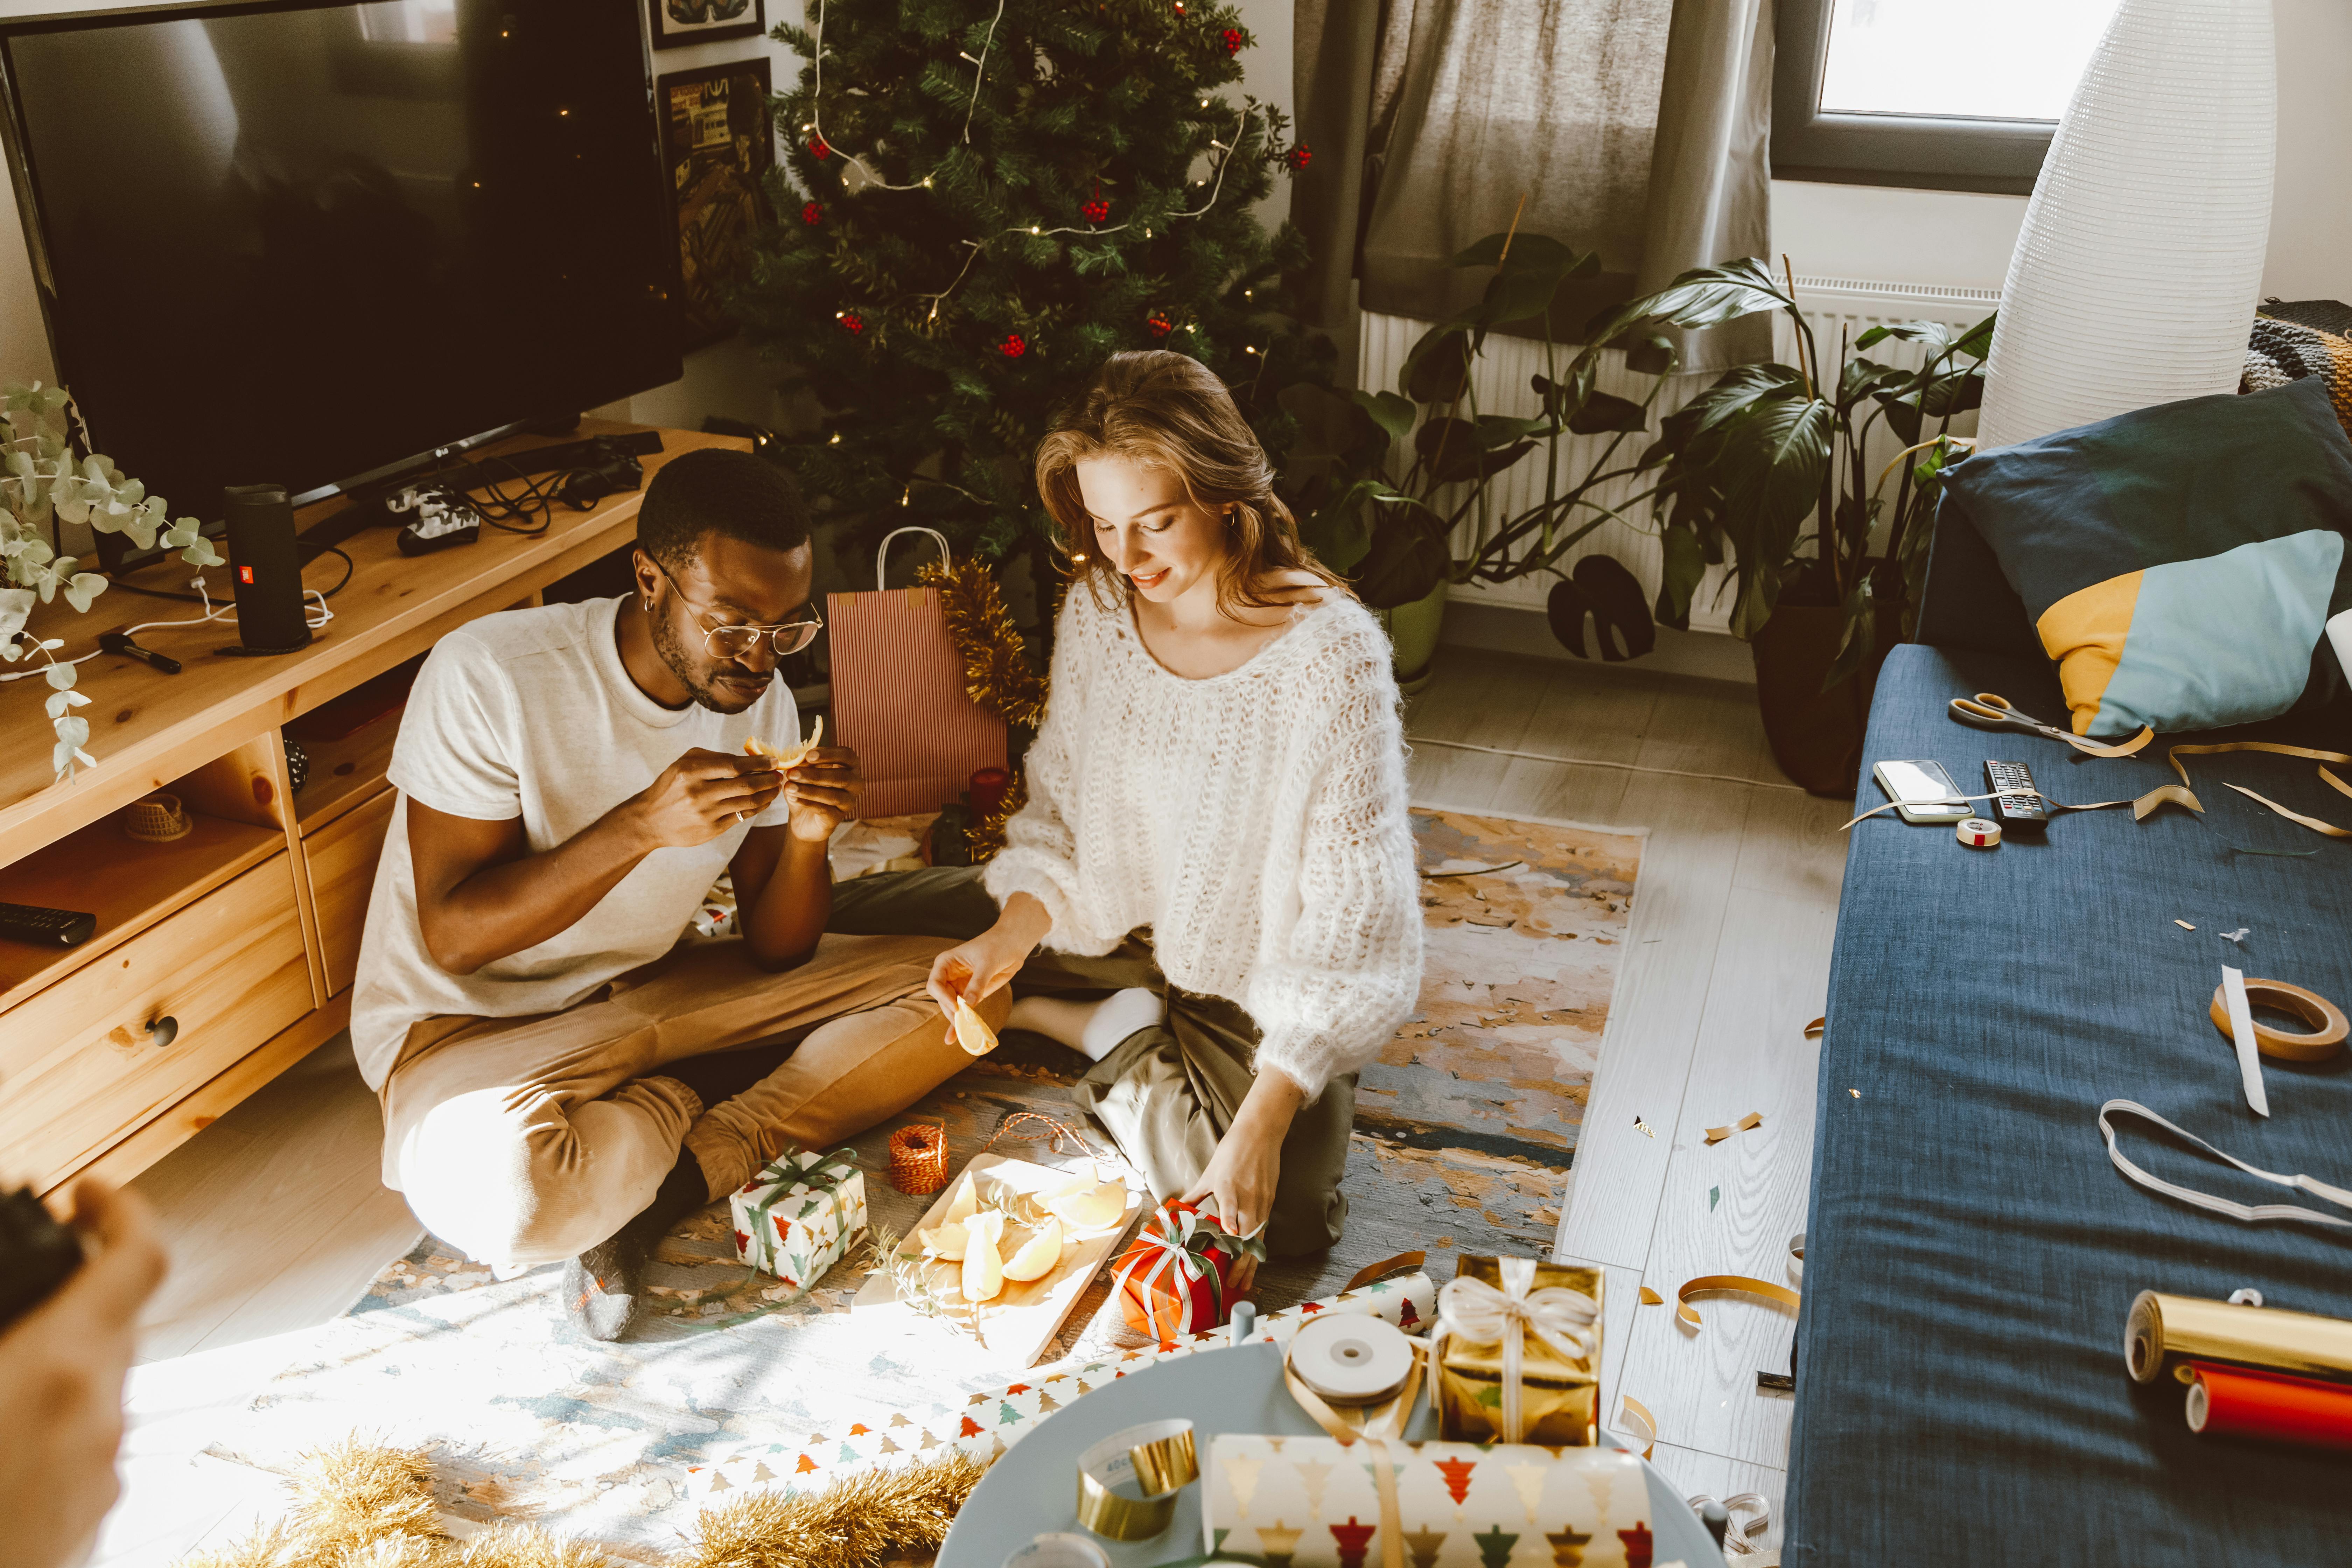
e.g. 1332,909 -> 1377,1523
2125,1291 -> 2352,1385
887,1123 -> 949,1195
2185,1360 -> 2352,1451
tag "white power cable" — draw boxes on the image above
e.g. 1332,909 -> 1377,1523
2,574 -> 334,682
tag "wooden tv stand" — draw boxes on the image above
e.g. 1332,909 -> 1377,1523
0,420 -> 745,1198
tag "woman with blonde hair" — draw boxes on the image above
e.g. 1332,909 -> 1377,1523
923,350 -> 1422,1280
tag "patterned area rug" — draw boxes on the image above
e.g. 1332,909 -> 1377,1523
205,808 -> 1642,1556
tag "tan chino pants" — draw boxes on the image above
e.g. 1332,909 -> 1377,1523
378,932 -> 1009,1268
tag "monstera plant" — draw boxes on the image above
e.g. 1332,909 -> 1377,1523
1280,232 -> 1676,668
1,382 -> 219,779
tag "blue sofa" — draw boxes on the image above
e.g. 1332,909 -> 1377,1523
1784,509 -> 2352,1564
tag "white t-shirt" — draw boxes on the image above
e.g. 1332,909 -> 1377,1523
348,596 -> 799,1089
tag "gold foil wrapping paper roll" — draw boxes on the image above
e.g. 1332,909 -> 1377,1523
1435,1256 -> 1601,1445
2125,1291 -> 2352,1385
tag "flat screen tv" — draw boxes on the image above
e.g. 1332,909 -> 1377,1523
0,0 -> 683,541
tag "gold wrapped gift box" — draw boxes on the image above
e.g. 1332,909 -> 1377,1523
1434,1254 -> 1602,1444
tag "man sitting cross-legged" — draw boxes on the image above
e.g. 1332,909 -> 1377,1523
350,448 -> 1008,1340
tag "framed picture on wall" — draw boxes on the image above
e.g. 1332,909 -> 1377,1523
657,57 -> 775,352
648,0 -> 765,51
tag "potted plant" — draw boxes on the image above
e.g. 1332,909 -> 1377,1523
1281,231 -> 1676,687
2,382 -> 219,780
1586,260 -> 1989,791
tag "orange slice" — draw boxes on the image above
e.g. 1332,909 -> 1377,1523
1000,1218 -> 1064,1282
953,994 -> 999,1056
745,714 -> 823,770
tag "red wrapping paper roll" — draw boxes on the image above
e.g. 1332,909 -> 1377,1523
2184,1359 -> 2352,1451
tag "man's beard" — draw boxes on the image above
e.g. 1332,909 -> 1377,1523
650,606 -> 766,712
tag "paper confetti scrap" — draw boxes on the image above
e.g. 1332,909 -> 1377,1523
1848,1088 -> 1861,1098
1704,1111 -> 1765,1146
1638,1286 -> 1664,1305
1634,1116 -> 1656,1139
2176,919 -> 2196,930
1709,1185 -> 1721,1212
2219,927 -> 2249,944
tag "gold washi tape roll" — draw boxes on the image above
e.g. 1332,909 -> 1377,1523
2124,1290 -> 2352,1385
2206,978 -> 2349,1063
1074,1419 -> 1197,1541
1956,817 -> 2001,848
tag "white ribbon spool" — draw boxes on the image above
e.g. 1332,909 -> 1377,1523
1290,1312 -> 1416,1405
1432,1255 -> 1599,1442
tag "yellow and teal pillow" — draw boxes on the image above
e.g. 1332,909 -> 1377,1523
1940,377 -> 2352,737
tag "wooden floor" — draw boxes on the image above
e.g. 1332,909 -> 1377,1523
99,645 -> 1846,1565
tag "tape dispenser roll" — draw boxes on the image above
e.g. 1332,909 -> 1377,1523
1074,1419 -> 1197,1541
1956,817 -> 2001,848
1288,1311 -> 1417,1405
2205,978 -> 2349,1063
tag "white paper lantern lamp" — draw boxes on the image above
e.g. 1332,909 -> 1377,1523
1975,0 -> 2276,453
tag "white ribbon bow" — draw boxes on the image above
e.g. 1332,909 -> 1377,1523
1434,1255 -> 1599,1442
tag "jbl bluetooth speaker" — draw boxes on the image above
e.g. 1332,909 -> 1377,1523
221,484 -> 311,653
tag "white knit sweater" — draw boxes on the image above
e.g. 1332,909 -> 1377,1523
984,584 -> 1422,1098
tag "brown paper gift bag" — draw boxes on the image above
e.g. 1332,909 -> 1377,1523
826,526 -> 1008,817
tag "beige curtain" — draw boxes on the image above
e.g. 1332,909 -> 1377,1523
1293,0 -> 1774,379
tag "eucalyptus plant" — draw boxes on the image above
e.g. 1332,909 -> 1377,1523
1,382 -> 219,778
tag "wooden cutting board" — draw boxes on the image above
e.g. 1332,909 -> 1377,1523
852,1153 -> 1144,1368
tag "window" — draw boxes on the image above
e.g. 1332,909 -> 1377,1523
1775,0 -> 2123,194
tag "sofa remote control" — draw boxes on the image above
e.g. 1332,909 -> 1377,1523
1983,760 -> 2048,832
0,901 -> 97,946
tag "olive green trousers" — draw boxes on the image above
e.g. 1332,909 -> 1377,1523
829,868 -> 1353,1255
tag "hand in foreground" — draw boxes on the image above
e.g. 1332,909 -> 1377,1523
1180,1072 -> 1307,1295
782,746 -> 861,843
0,1179 -> 167,1568
629,748 -> 782,849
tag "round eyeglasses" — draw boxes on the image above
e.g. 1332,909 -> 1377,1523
702,611 -> 824,661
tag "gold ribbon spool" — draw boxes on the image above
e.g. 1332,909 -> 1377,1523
1073,1419 -> 1197,1541
2206,978 -> 2349,1063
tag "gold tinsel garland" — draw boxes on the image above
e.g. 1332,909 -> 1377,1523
917,558 -> 1052,862
177,1437 -> 983,1568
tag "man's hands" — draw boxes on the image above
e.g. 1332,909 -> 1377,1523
1180,1070 -> 1306,1294
623,748 -> 784,851
926,891 -> 1052,1041
0,1179 -> 167,1568
781,746 -> 861,842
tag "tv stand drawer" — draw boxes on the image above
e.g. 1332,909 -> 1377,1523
0,853 -> 312,1190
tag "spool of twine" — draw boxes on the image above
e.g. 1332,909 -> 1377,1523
888,1123 -> 950,1195
121,792 -> 193,844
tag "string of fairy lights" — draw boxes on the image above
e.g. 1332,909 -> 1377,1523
795,0 -> 1273,332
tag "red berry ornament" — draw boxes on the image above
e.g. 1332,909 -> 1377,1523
801,201 -> 824,225
1146,312 -> 1173,338
1082,198 -> 1110,224
839,311 -> 864,335
808,136 -> 831,160
1000,333 -> 1027,357
1288,144 -> 1312,170
1222,27 -> 1243,54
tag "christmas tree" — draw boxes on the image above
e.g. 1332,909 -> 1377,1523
735,0 -> 1329,571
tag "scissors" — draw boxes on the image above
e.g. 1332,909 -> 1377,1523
1947,692 -> 2152,758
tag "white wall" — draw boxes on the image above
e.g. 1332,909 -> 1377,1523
1775,0 -> 2348,302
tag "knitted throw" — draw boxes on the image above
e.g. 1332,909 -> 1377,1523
983,586 -> 1421,1099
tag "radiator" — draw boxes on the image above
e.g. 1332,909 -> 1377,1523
1356,274 -> 1999,636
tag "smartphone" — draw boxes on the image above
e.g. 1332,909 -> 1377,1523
1871,759 -> 1971,824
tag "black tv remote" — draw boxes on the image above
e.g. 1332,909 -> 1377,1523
1984,760 -> 2049,832
0,901 -> 96,946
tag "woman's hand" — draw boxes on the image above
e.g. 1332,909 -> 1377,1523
925,892 -> 1052,1040
1181,1070 -> 1307,1294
